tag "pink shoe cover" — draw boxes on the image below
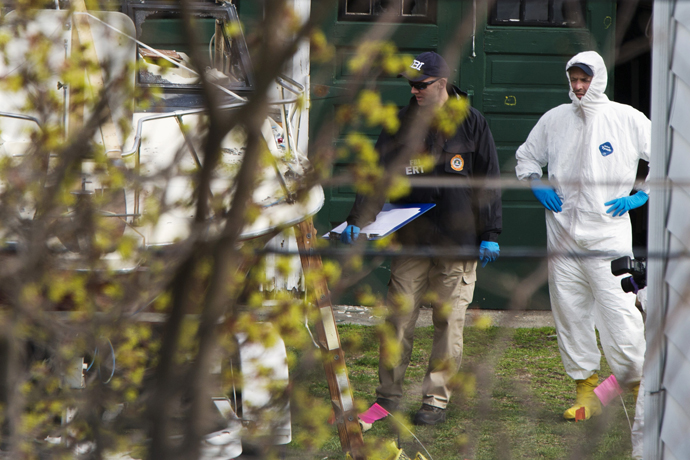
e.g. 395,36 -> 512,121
358,403 -> 389,424
594,374 -> 623,406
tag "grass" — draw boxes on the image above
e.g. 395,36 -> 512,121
287,325 -> 638,460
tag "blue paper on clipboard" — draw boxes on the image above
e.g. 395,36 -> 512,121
324,203 -> 436,240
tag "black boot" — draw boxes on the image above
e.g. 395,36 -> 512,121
413,404 -> 446,426
375,398 -> 399,413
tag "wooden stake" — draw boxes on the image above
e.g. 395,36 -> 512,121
294,218 -> 366,460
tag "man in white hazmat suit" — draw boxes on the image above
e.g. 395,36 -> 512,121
515,50 -> 648,438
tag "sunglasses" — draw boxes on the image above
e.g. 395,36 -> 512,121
409,78 -> 441,90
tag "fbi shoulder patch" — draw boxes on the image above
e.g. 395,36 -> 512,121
450,154 -> 464,171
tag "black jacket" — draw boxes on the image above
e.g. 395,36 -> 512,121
346,86 -> 502,249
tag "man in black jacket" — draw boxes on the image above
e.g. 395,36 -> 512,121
341,52 -> 502,427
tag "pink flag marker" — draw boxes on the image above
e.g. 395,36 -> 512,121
594,374 -> 623,406
358,403 -> 389,424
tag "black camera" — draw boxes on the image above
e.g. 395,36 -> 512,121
611,256 -> 646,294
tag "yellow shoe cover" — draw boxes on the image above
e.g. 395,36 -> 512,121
563,374 -> 603,421
631,382 -> 640,404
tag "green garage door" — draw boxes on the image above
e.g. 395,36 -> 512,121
311,0 -> 616,309
459,0 -> 615,309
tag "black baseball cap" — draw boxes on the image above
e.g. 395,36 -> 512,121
399,51 -> 451,82
567,62 -> 593,76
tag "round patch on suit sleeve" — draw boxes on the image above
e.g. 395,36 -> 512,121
450,154 -> 465,171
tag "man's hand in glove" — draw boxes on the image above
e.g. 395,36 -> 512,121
531,178 -> 563,212
605,191 -> 649,217
340,225 -> 360,244
479,241 -> 500,268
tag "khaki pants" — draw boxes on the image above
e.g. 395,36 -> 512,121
376,257 -> 477,409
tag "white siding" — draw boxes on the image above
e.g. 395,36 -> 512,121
660,392 -> 690,459
648,0 -> 690,458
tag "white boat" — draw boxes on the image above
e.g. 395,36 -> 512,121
0,2 -> 318,457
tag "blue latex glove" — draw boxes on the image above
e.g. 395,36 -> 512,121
531,178 -> 563,212
605,191 -> 649,217
340,225 -> 360,244
479,241 -> 500,268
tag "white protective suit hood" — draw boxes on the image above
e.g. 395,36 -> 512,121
566,51 -> 609,115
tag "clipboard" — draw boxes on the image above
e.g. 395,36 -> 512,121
323,203 -> 436,240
